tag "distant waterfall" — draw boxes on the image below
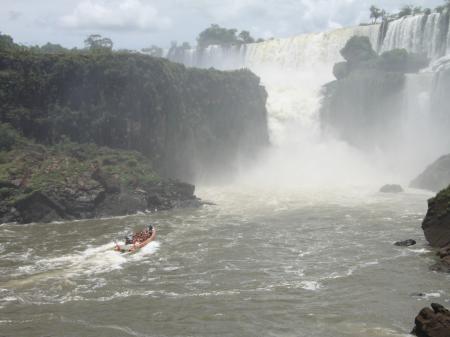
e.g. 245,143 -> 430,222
171,25 -> 380,72
167,15 -> 450,185
380,13 -> 450,60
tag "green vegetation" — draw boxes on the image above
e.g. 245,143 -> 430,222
340,36 -> 377,65
141,45 -> 164,57
84,34 -> 113,52
369,6 -> 386,23
337,36 -> 428,75
0,33 -> 269,182
368,1 -> 448,23
0,128 -> 158,194
196,24 -> 263,49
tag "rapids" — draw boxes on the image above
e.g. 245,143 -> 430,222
0,187 -> 447,337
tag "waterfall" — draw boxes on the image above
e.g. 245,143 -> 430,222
380,13 -> 450,60
167,17 -> 450,186
169,25 -> 380,145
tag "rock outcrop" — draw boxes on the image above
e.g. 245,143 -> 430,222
320,37 -> 428,150
411,155 -> 450,192
0,139 -> 201,224
411,303 -> 450,337
0,50 -> 269,182
422,186 -> 450,248
430,245 -> 450,273
394,239 -> 416,246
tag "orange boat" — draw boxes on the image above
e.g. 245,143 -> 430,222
114,226 -> 156,253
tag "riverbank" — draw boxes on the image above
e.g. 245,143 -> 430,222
0,130 -> 200,224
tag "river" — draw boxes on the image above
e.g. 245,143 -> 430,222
1,185 -> 448,337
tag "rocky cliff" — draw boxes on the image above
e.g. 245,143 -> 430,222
0,126 -> 200,224
320,37 -> 428,150
411,154 -> 450,192
422,186 -> 450,247
0,50 -> 269,182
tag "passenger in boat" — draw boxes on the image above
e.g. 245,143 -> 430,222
114,225 -> 155,252
133,225 -> 153,244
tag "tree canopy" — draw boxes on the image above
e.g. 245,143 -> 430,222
84,34 -> 113,52
340,36 -> 377,65
141,45 -> 164,57
196,24 -> 260,49
0,33 -> 19,51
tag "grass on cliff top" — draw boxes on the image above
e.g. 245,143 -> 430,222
432,185 -> 450,204
0,124 -> 160,199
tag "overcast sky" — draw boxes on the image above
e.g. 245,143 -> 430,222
0,0 -> 444,50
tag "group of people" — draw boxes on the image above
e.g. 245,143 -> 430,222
114,224 -> 155,253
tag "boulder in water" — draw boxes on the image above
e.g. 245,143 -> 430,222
411,303 -> 450,337
379,184 -> 404,193
394,239 -> 416,246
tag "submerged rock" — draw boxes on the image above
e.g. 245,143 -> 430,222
379,184 -> 404,193
411,303 -> 450,337
394,239 -> 416,246
410,155 -> 450,192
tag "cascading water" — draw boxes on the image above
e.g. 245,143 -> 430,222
170,25 -> 392,187
169,18 -> 450,187
380,12 -> 450,60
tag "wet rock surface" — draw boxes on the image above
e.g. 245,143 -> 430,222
422,187 -> 450,248
394,239 -> 416,246
412,303 -> 450,337
430,245 -> 450,273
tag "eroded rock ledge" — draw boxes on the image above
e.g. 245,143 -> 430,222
412,303 -> 450,337
0,139 -> 201,224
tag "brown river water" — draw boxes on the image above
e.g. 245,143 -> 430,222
0,186 -> 448,337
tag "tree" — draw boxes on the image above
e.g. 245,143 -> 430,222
340,36 -> 377,65
141,45 -> 163,57
398,5 -> 413,18
197,24 -> 239,49
412,6 -> 424,15
0,33 -> 17,51
38,43 -> 67,54
84,34 -> 113,52
370,6 -> 382,23
238,30 -> 255,44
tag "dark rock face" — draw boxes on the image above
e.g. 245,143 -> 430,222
0,52 -> 269,183
0,178 -> 200,224
394,239 -> 416,246
422,187 -> 450,247
320,38 -> 428,151
411,303 -> 450,337
430,245 -> 450,273
380,184 -> 404,193
410,155 -> 450,192
0,142 -> 202,224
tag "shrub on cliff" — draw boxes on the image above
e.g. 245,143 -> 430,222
0,46 -> 269,182
340,36 -> 377,65
379,49 -> 429,73
0,123 -> 23,151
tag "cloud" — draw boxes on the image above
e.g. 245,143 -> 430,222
60,0 -> 171,31
8,11 -> 22,21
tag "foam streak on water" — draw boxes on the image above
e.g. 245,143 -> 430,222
0,187 -> 447,337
